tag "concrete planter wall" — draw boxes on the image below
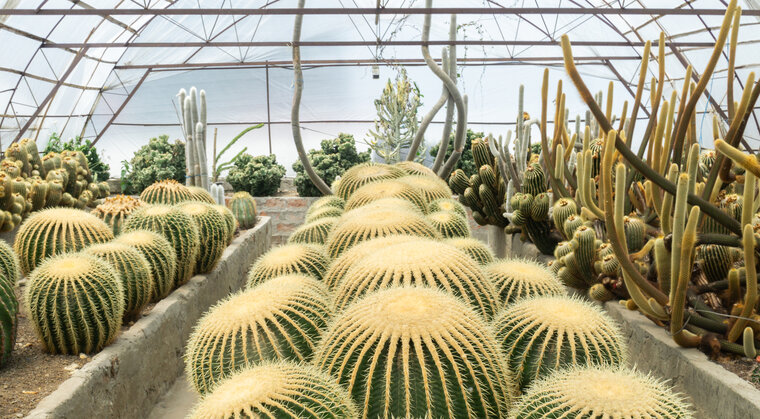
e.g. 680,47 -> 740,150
25,217 -> 272,419
255,197 -> 319,245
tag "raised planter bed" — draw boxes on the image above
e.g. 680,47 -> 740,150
22,217 -> 272,419
504,232 -> 760,419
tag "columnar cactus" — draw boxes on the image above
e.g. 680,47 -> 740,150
185,275 -> 332,394
510,176 -> 558,255
443,237 -> 495,265
509,366 -> 693,419
211,204 -> 236,245
485,258 -> 566,305
187,186 -> 216,204
429,197 -> 467,218
287,217 -> 337,245
25,253 -> 124,354
495,295 -> 626,390
334,162 -> 406,200
552,197 -> 580,240
247,244 -> 329,287
123,205 -> 200,287
0,273 -> 17,367
427,210 -> 470,238
334,239 -> 500,319
188,361 -> 358,419
115,230 -> 177,301
85,243 -> 153,318
140,179 -> 193,205
227,191 -> 257,229
394,160 -> 437,177
14,208 -> 114,276
91,195 -> 145,235
0,240 -> 19,286
344,180 -> 428,213
323,235 -> 416,290
178,202 -> 228,273
397,174 -> 453,204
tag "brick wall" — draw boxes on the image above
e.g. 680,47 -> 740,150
254,197 -> 320,245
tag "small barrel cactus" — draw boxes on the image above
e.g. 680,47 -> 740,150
443,237 -> 495,265
315,287 -> 515,418
115,230 -> 177,302
287,217 -> 337,245
305,205 -> 343,223
485,258 -> 566,305
394,160 -> 437,177
140,179 -> 192,204
0,273 -> 17,367
344,180 -> 428,213
25,253 -> 124,354
211,204 -> 236,245
188,361 -> 358,419
247,243 -> 329,287
427,210 -> 471,238
123,205 -> 200,288
227,191 -> 257,229
495,295 -> 627,390
396,174 -> 453,204
187,186 -> 216,204
323,235 -> 416,290
186,275 -> 332,394
0,240 -> 20,286
178,202 -> 228,274
429,197 -> 467,218
334,162 -> 406,200
85,242 -> 153,318
552,197 -> 579,240
14,208 -> 114,276
305,195 -> 345,216
91,195 -> 145,235
509,365 -> 693,419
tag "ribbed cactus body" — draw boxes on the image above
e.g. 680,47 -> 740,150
698,244 -> 740,283
306,195 -> 345,216
394,161 -> 437,177
85,243 -> 153,318
14,208 -> 114,276
91,195 -> 144,235
288,217 -> 337,245
316,287 -> 515,419
186,275 -> 332,394
429,197 -> 467,218
179,202 -> 227,273
334,162 -> 406,200
140,179 -> 192,204
443,237 -> 495,265
0,274 -> 17,367
448,169 -> 469,194
189,361 -> 358,419
563,214 -> 584,239
702,194 -> 742,235
227,191 -> 257,229
25,254 -> 124,354
247,244 -> 329,287
345,180 -> 428,213
304,206 -> 344,223
623,216 -> 646,253
0,240 -> 19,286
427,210 -> 470,238
335,239 -> 499,319
397,175 -> 452,204
486,258 -> 565,305
509,366 -> 693,419
323,235 -> 416,290
523,163 -> 547,196
187,186 -> 216,204
211,204 -> 236,245
123,205 -> 200,287
495,295 -> 626,390
552,197 -> 579,239
115,230 -> 177,301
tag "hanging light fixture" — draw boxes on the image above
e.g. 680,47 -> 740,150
372,64 -> 380,79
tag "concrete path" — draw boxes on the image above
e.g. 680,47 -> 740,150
148,376 -> 197,419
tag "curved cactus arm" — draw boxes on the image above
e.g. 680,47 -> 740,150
539,69 -> 570,199
437,95 -> 467,179
184,97 -> 196,187
409,49 -> 450,163
715,139 -> 760,179
671,205 -> 703,347
742,171 -> 756,227
714,71 -> 759,184
727,224 -> 759,342
432,15 -> 458,173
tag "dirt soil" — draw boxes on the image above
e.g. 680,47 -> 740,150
713,354 -> 760,391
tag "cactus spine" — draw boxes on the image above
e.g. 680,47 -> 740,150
85,243 -> 153,318
247,244 -> 329,287
91,195 -> 145,235
140,179 -> 193,205
178,202 -> 228,273
227,191 -> 257,229
443,237 -> 495,265
485,258 -> 566,305
0,272 -> 17,367
115,230 -> 177,302
322,235 -> 416,290
334,162 -> 406,200
344,180 -> 428,213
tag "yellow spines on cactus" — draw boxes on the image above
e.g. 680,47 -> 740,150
178,202 -> 228,274
427,210 -> 470,238
14,208 -> 114,276
140,179 -> 192,205
305,195 -> 345,217
288,217 -> 337,245
247,243 -> 329,287
393,160 -> 437,177
85,242 -> 153,318
443,236 -> 495,265
396,174 -> 453,204
186,186 -> 215,204
0,240 -> 19,286
315,286 -> 516,418
344,180 -> 428,213
115,230 -> 177,302
485,258 -> 566,305
211,204 -> 236,245
429,197 -> 467,218
305,205 -> 343,223
227,191 -> 257,229
334,162 -> 406,200
91,195 -> 145,235
0,266 -> 18,367
322,235 -> 416,290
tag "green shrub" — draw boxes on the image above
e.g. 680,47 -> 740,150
45,133 -> 110,182
429,128 -> 482,177
226,154 -> 285,196
293,133 -> 371,197
121,135 -> 186,194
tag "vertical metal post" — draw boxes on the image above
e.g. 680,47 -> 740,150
265,62 -> 273,154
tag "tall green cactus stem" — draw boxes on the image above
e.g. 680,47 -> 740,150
552,198 -> 579,240
397,175 -> 452,204
91,195 -> 145,235
188,360 -> 358,419
178,202 -> 228,274
185,275 -> 332,394
323,235 -> 415,290
211,204 -> 236,245
485,258 -> 566,305
0,273 -> 17,367
227,191 -> 257,229
247,244 -> 329,287
187,186 -> 216,204
448,169 -> 469,194
344,180 -> 428,213
14,208 -> 114,276
334,239 -> 499,319
334,162 -> 406,200
115,230 -> 177,302
25,253 -> 124,354
85,243 -> 153,318
495,295 -> 627,390
429,197 -> 467,218
654,238 -> 671,296
443,237 -> 495,265
727,224 -> 758,342
562,215 -> 584,239
315,286 -> 515,419
0,240 -> 19,286
427,210 -> 470,238
123,205 -> 200,287
288,217 -> 336,245
140,179 -> 193,205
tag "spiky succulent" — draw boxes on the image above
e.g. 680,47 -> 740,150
140,179 -> 192,205
14,208 -> 114,276
187,186 -> 216,204
188,361 -> 358,419
495,295 -> 627,390
509,365 -> 693,419
0,273 -> 17,367
227,191 -> 257,229
427,210 -> 470,238
91,195 -> 145,235
485,258 -> 566,305
25,253 -> 124,354
247,244 -> 329,287
0,240 -> 19,286
304,206 -> 344,223
698,244 -> 741,283
429,197 -> 467,218
334,162 -> 406,200
211,204 -> 236,245
316,286 -> 515,418
287,217 -> 337,245
305,195 -> 345,216
552,197 -> 579,240
443,237 -> 495,265
344,180 -> 428,213
323,235 -> 416,290
394,161 -> 437,177
397,174 -> 453,204
186,275 -> 332,395
115,230 -> 177,301
85,242 -> 153,318
178,202 -> 228,274
335,238 -> 499,319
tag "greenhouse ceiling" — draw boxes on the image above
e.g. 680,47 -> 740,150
1,0 -> 759,172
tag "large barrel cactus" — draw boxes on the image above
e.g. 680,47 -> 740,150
305,205 -> 343,223
335,239 -> 500,319
247,243 -> 329,287
334,162 -> 406,200
178,202 -> 227,273
394,160 -> 437,177
91,195 -> 145,235
211,204 -> 236,245
140,179 -> 192,204
323,235 -> 416,290
85,242 -> 153,318
443,237 -> 495,265
509,366 -> 693,419
287,217 -> 337,245
187,186 -> 216,204
427,210 -> 471,238
429,197 -> 468,218
315,286 -> 516,419
227,191 -> 257,229
0,273 -> 17,367
115,230 -> 177,302
188,361 -> 358,419
25,253 -> 124,354
186,275 -> 331,394
397,174 -> 453,204
495,295 -> 627,390
123,205 -> 200,287
305,195 -> 344,216
485,258 -> 566,305
14,208 -> 114,276
0,240 -> 19,286
344,180 -> 428,213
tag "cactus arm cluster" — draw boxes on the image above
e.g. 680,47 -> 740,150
178,86 -> 210,190
727,224 -> 758,342
410,48 -> 450,164
211,124 -> 262,182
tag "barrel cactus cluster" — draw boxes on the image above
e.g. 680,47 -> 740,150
184,160 -> 691,418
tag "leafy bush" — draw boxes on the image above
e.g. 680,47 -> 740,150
45,133 -> 110,182
227,154 -> 285,196
121,135 -> 186,195
429,128 -> 482,177
293,133 -> 371,197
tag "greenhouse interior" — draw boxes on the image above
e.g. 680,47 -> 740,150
1,1 -> 760,418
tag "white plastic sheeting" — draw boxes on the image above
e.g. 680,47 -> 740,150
1,0 -> 759,176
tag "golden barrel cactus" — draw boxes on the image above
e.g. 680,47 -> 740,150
85,242 -> 153,318
334,162 -> 406,200
140,179 -> 192,205
287,217 -> 337,245
427,210 -> 471,238
322,235 -> 416,290
429,197 -> 468,218
394,161 -> 437,177
344,180 -> 428,213
211,204 -> 236,245
187,186 -> 216,204
91,195 -> 145,235
443,237 -> 495,265
485,258 -> 565,305
115,230 -> 177,302
397,174 -> 453,204
227,191 -> 257,229
247,244 -> 329,287
178,202 -> 228,273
